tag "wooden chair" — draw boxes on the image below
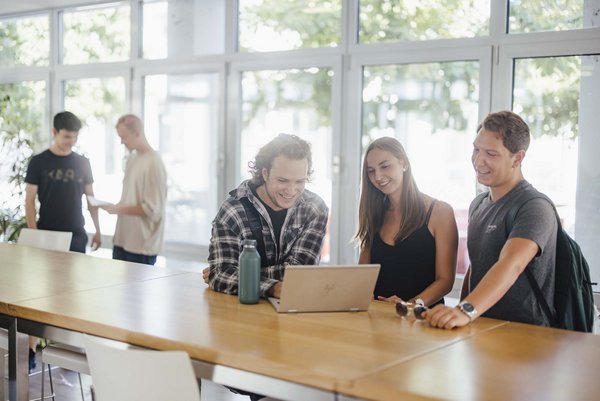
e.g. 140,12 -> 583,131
83,335 -> 201,401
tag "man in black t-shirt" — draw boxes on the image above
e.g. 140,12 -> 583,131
24,111 -> 102,370
25,111 -> 102,253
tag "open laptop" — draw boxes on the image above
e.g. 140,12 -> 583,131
268,264 -> 380,313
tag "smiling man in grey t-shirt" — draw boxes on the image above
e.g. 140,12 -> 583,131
424,111 -> 557,329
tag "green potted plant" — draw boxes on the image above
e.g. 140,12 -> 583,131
0,93 -> 34,242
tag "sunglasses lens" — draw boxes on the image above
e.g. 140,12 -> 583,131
414,305 -> 427,320
395,302 -> 408,317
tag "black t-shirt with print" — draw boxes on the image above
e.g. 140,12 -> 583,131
25,149 -> 93,233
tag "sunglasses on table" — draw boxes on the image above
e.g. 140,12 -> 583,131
395,300 -> 428,320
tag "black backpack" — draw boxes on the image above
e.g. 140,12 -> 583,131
472,190 -> 597,332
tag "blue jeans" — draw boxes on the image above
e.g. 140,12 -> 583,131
112,246 -> 157,266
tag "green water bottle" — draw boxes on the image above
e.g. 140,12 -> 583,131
239,239 -> 261,304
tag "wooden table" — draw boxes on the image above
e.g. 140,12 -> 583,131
337,322 -> 600,401
9,272 -> 506,400
0,242 -> 188,401
0,242 -> 187,309
3,243 -> 600,401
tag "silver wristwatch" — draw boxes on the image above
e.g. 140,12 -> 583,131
457,301 -> 477,322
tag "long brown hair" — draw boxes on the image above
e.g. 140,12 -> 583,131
355,137 -> 426,251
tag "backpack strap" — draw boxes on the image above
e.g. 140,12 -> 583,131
239,197 -> 269,268
504,189 -> 558,326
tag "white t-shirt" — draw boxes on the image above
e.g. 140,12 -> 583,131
113,150 -> 167,255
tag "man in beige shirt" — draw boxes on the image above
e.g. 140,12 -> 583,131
100,114 -> 167,265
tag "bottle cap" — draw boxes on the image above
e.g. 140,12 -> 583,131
242,239 -> 257,247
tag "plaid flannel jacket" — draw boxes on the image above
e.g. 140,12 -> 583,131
208,180 -> 329,297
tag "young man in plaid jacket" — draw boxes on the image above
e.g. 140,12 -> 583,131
204,133 -> 329,299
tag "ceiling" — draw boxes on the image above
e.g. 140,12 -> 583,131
0,1 -> 107,16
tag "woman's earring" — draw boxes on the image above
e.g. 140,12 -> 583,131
403,167 -> 407,172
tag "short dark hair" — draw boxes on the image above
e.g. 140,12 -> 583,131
477,111 -> 530,153
248,133 -> 313,185
53,111 -> 82,132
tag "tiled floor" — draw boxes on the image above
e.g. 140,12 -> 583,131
4,350 -> 250,401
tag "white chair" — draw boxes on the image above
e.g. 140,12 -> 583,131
17,228 -> 72,251
1,331 -> 6,400
83,335 -> 201,401
16,228 -> 87,400
40,344 -> 89,401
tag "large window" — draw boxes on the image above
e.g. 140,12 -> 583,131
238,0 -> 341,52
1,1 -> 599,284
362,61 -> 479,273
359,0 -> 490,43
144,73 -> 220,246
0,14 -> 49,67
509,0 -> 589,33
62,3 -> 130,64
513,55 -> 598,234
63,77 -> 127,235
141,0 -> 225,59
0,81 -> 47,212
240,68 -> 333,261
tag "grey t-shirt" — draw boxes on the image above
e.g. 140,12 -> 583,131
467,180 -> 557,326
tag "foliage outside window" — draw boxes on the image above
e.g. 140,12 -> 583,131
238,0 -> 341,52
362,61 -> 480,274
513,56 -> 590,233
359,0 -> 490,43
142,0 -> 225,59
241,68 -> 333,261
144,73 -> 220,246
0,81 -> 47,241
62,3 -> 130,64
0,14 -> 49,67
509,0 -> 585,33
64,77 -> 127,234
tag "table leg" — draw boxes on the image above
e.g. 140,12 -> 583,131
8,320 -> 28,401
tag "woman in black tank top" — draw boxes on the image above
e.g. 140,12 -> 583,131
355,137 -> 459,308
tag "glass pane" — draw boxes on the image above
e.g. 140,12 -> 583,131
0,15 -> 49,67
144,73 -> 220,246
0,81 -> 47,217
64,77 -> 127,235
62,3 -> 130,64
241,68 -> 333,261
142,0 -> 225,59
238,0 -> 341,52
509,0 -> 591,33
513,55 -> 593,234
359,0 -> 489,43
362,61 -> 480,274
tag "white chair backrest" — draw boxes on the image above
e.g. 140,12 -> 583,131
17,228 -> 72,252
0,329 -> 7,350
83,335 -> 201,401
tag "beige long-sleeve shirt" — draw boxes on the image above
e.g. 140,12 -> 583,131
113,150 -> 167,255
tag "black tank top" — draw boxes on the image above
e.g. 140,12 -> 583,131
371,201 -> 443,305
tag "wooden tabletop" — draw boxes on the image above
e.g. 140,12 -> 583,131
6,244 -> 597,400
338,321 -> 600,401
0,242 -> 187,313
9,271 -> 507,392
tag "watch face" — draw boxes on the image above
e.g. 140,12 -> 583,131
461,303 -> 475,313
